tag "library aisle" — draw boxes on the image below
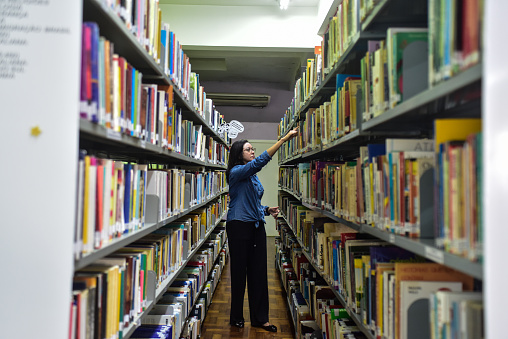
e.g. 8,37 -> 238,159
200,238 -> 294,338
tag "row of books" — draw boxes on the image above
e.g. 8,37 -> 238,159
75,152 -> 228,258
429,0 -> 482,86
95,0 -> 188,99
322,0 -> 361,77
70,216 -> 227,339
90,2 -> 230,138
71,230 -> 184,339
288,0 -> 363,116
278,121 -> 482,261
188,72 -> 226,134
157,200 -> 227,261
146,167 -> 227,223
278,0 -> 483,138
276,216 -> 484,339
80,22 -> 229,155
81,22 -> 173,140
278,166 -> 300,193
276,225 -> 368,339
139,227 -> 229,339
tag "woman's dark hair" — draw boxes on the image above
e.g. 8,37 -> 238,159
226,139 -> 249,183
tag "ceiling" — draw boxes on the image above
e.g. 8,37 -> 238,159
159,0 -> 319,7
160,0 -> 319,123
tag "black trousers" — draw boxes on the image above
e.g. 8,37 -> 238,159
226,220 -> 269,326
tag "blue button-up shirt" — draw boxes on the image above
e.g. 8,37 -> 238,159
227,150 -> 272,226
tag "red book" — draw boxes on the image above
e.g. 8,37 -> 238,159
462,0 -> 480,68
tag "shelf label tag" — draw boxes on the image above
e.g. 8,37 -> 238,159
425,246 -> 444,264
140,140 -> 146,149
389,234 -> 395,243
107,129 -> 122,141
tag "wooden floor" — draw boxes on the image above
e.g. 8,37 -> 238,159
200,237 -> 295,338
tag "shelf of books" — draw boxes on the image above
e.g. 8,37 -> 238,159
81,0 -> 229,147
276,213 -> 375,339
278,185 -> 482,280
79,120 -> 227,169
71,1 -> 234,338
124,220 -> 229,339
276,0 -> 484,338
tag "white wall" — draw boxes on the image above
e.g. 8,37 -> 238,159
159,4 -> 322,48
485,0 -> 508,337
231,122 -> 280,140
250,140 -> 280,236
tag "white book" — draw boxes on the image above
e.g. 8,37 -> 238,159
400,281 -> 462,339
75,155 -> 85,259
112,54 -> 120,132
385,138 -> 434,153
84,157 -> 96,254
382,270 -> 394,338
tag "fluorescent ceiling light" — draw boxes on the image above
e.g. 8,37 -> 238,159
279,0 -> 289,10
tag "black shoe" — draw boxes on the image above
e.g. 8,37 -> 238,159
253,324 -> 277,332
230,320 -> 244,328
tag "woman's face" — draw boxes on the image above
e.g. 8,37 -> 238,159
242,142 -> 256,164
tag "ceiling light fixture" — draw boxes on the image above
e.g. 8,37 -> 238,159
279,0 -> 289,10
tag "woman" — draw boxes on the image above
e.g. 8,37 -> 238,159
225,127 -> 298,332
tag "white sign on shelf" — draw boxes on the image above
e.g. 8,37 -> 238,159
218,120 -> 244,139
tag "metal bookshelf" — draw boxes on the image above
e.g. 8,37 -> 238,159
79,119 -> 227,169
361,0 -> 428,32
122,210 -> 227,339
279,213 -> 376,339
83,0 -> 228,145
277,189 -> 483,279
296,31 -> 385,121
361,64 -> 482,132
74,190 -> 228,270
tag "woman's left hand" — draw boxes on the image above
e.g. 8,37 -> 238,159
268,206 -> 280,219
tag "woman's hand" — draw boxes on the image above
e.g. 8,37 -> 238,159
283,127 -> 298,142
268,206 -> 281,219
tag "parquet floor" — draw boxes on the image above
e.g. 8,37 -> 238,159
200,237 -> 295,338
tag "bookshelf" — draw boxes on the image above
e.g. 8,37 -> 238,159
74,190 -> 228,271
278,212 -> 375,339
2,0 -> 230,338
276,0 -> 486,337
73,0 -> 232,337
279,185 -> 483,280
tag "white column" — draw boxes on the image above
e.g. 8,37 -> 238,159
484,0 -> 508,338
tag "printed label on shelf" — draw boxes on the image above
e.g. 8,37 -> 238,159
106,129 -> 122,141
140,140 -> 146,149
425,246 -> 445,264
389,234 -> 396,243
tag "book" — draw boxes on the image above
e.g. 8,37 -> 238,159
399,280 -> 462,339
394,263 -> 474,339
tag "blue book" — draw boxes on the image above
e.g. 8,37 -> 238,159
131,325 -> 171,338
160,28 -> 167,71
369,246 -> 425,267
367,143 -> 386,162
86,22 -> 100,123
131,67 -> 137,136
